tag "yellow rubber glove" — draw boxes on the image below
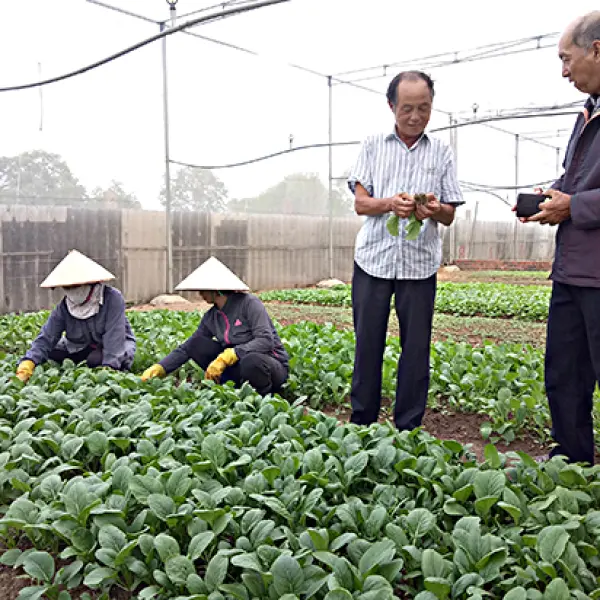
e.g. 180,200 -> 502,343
205,348 -> 238,382
141,364 -> 166,382
16,360 -> 35,383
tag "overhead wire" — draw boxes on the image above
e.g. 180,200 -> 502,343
0,0 -> 290,92
1,3 -> 575,195
332,33 -> 559,78
170,109 -> 580,170
344,43 -> 558,86
13,2 -> 571,155
175,0 -> 262,21
461,179 -> 556,191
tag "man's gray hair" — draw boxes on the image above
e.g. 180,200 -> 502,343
571,11 -> 600,49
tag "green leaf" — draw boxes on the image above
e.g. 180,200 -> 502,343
473,470 -> 505,499
129,475 -> 162,502
537,526 -> 569,563
325,591 -> 353,600
86,431 -> 109,456
0,549 -> 22,566
138,586 -> 161,599
148,493 -> 176,521
232,552 -> 262,572
386,214 -> 399,237
271,555 -> 304,596
205,553 -> 229,592
72,528 -> 95,553
166,466 -> 192,498
61,436 -> 84,460
452,574 -> 484,597
453,484 -> 474,503
22,551 -> 55,582
414,593 -> 438,600
484,444 -> 501,468
165,555 -> 196,586
188,531 -> 215,560
385,524 -> 409,549
421,549 -> 449,579
15,586 -> 47,600
186,573 -> 206,595
358,539 -> 396,575
480,422 -> 493,440
344,451 -> 369,474
83,567 -> 115,587
331,532 -> 358,552
404,508 -> 435,538
202,434 -> 227,468
443,499 -> 468,516
331,556 -> 354,590
154,533 -> 180,563
543,578 -> 570,600
474,496 -> 499,517
307,529 -> 330,551
424,577 -> 451,599
98,525 -> 127,552
220,583 -> 250,600
503,588 -> 527,600
497,501 -> 522,524
405,214 -> 423,240
112,465 -> 133,493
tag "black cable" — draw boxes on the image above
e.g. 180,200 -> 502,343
170,109 -> 580,170
461,179 -> 556,190
347,42 -> 558,85
0,0 -> 289,93
171,141 -> 362,170
333,33 -> 558,77
176,0 -> 255,21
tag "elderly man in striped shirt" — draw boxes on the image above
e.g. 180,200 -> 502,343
347,70 -> 464,431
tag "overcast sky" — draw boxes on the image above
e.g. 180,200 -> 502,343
0,0 -> 597,221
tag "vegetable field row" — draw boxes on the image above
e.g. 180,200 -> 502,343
0,361 -> 599,599
1,311 -> 599,448
258,283 -> 552,322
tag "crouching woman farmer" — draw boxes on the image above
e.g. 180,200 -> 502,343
15,250 -> 136,383
141,256 -> 289,396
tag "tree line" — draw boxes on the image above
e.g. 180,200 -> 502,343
0,150 -> 354,216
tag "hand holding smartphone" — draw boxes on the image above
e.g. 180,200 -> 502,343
515,192 -> 551,218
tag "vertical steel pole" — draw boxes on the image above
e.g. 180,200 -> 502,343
161,21 -> 174,293
327,75 -> 334,279
513,134 -> 520,259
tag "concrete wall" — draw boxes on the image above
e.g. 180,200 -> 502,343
444,214 -> 556,264
0,205 -> 557,314
0,206 -> 363,313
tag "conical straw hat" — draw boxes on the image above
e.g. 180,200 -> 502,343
175,256 -> 249,292
40,249 -> 115,288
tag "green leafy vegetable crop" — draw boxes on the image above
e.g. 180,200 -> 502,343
259,282 -> 552,322
1,357 -> 600,599
1,310 -> 600,598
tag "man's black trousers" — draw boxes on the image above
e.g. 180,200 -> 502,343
350,262 -> 436,430
546,281 -> 599,465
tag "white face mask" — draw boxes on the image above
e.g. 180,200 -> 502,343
63,285 -> 93,305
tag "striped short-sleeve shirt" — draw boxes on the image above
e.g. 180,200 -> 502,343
348,128 -> 464,280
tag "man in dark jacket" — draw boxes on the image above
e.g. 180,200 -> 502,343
141,256 -> 289,396
524,11 -> 600,465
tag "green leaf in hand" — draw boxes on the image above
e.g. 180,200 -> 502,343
405,214 -> 423,240
386,214 -> 400,237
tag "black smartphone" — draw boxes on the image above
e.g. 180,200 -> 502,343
516,192 -> 549,218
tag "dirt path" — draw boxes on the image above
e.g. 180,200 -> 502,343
321,402 -> 548,462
